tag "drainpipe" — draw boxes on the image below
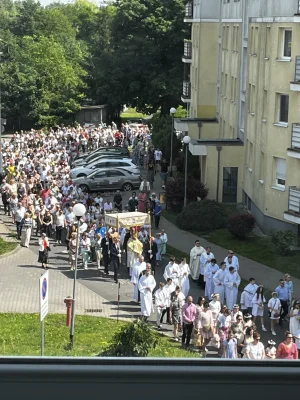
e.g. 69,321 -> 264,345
216,146 -> 222,202
198,122 -> 202,181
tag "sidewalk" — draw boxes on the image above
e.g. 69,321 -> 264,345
151,173 -> 300,299
0,220 -> 131,320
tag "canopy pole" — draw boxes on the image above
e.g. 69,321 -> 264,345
148,212 -> 152,251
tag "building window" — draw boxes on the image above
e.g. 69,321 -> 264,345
275,157 -> 286,188
278,94 -> 289,124
282,29 -> 292,58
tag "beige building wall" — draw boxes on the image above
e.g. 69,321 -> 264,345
244,22 -> 300,229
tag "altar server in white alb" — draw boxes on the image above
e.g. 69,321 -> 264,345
205,258 -> 219,299
199,246 -> 215,289
189,240 -> 205,281
131,255 -> 146,303
178,258 -> 190,298
154,282 -> 167,329
163,256 -> 179,286
138,264 -> 156,321
224,266 -> 241,310
224,250 -> 239,271
213,262 -> 227,304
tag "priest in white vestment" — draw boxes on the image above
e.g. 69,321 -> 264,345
189,240 -> 205,281
127,234 -> 143,277
205,259 -> 219,299
163,256 -> 179,286
199,247 -> 215,288
131,256 -> 146,302
224,266 -> 241,310
178,258 -> 190,297
138,264 -> 156,320
213,262 -> 227,304
224,250 -> 239,271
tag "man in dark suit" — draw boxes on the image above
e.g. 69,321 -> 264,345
150,236 -> 158,275
110,237 -> 121,283
101,232 -> 111,275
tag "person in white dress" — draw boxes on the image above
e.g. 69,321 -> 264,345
213,262 -> 227,304
245,332 -> 265,360
138,264 -> 156,321
189,240 -> 205,281
205,259 -> 219,299
154,282 -> 167,329
199,246 -> 215,289
264,340 -> 277,360
178,258 -> 190,297
243,278 -> 258,314
240,287 -> 253,315
163,256 -> 179,286
224,267 -> 241,310
251,286 -> 267,331
231,304 -> 243,323
160,278 -> 175,324
289,300 -> 300,335
224,250 -> 239,271
209,293 -> 221,333
268,292 -> 282,336
131,256 -> 146,303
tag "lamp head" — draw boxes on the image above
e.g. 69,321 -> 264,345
183,136 -> 191,145
73,203 -> 86,218
170,107 -> 176,115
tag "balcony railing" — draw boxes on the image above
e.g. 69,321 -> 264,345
183,41 -> 192,59
185,2 -> 193,19
291,123 -> 300,149
182,81 -> 191,98
287,187 -> 300,214
298,0 -> 300,13
294,56 -> 300,82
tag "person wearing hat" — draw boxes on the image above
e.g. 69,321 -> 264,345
265,340 -> 277,359
231,304 -> 243,322
268,292 -> 282,336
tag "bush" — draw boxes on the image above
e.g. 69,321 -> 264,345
228,214 -> 255,238
100,320 -> 158,357
176,200 -> 228,232
166,176 -> 208,212
175,152 -> 201,180
270,230 -> 297,256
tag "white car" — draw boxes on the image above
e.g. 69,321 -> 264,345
70,158 -> 140,179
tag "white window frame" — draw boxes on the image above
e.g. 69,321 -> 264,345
275,157 -> 286,189
277,94 -> 289,126
282,29 -> 292,59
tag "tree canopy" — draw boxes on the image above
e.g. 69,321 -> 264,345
0,0 -> 188,128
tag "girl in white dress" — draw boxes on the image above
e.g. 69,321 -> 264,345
209,293 -> 221,334
265,340 -> 276,360
251,286 -> 267,331
268,292 -> 281,336
289,300 -> 300,335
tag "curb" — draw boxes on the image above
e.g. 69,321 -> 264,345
0,243 -> 21,259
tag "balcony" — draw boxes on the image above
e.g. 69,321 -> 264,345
287,123 -> 300,159
181,81 -> 191,103
290,56 -> 300,91
182,41 -> 192,63
184,1 -> 193,22
284,187 -> 300,224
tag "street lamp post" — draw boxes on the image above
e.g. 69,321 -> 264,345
70,202 -> 86,349
183,135 -> 191,207
169,107 -> 177,177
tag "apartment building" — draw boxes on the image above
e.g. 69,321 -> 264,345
177,0 -> 300,234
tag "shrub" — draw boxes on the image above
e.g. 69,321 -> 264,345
100,320 -> 158,357
176,200 -> 228,232
175,153 -> 201,179
166,176 -> 208,212
228,214 -> 255,238
270,230 -> 297,256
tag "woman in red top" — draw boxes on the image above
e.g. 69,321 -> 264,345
276,331 -> 298,359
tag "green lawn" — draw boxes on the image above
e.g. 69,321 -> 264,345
120,107 -> 149,119
163,209 -> 300,280
0,314 -> 200,358
0,237 -> 18,256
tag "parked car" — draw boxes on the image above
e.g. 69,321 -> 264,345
70,158 -> 140,179
74,146 -> 130,161
71,152 -> 128,168
73,168 -> 142,192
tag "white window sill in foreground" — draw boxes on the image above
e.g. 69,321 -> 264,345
276,58 -> 292,62
271,185 -> 285,192
273,122 -> 288,128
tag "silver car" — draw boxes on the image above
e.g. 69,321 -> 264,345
71,153 -> 126,168
73,168 -> 142,192
70,158 -> 140,179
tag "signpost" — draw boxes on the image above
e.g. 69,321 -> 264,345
39,270 -> 49,356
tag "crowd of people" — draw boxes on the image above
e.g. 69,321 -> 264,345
0,125 -> 299,360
